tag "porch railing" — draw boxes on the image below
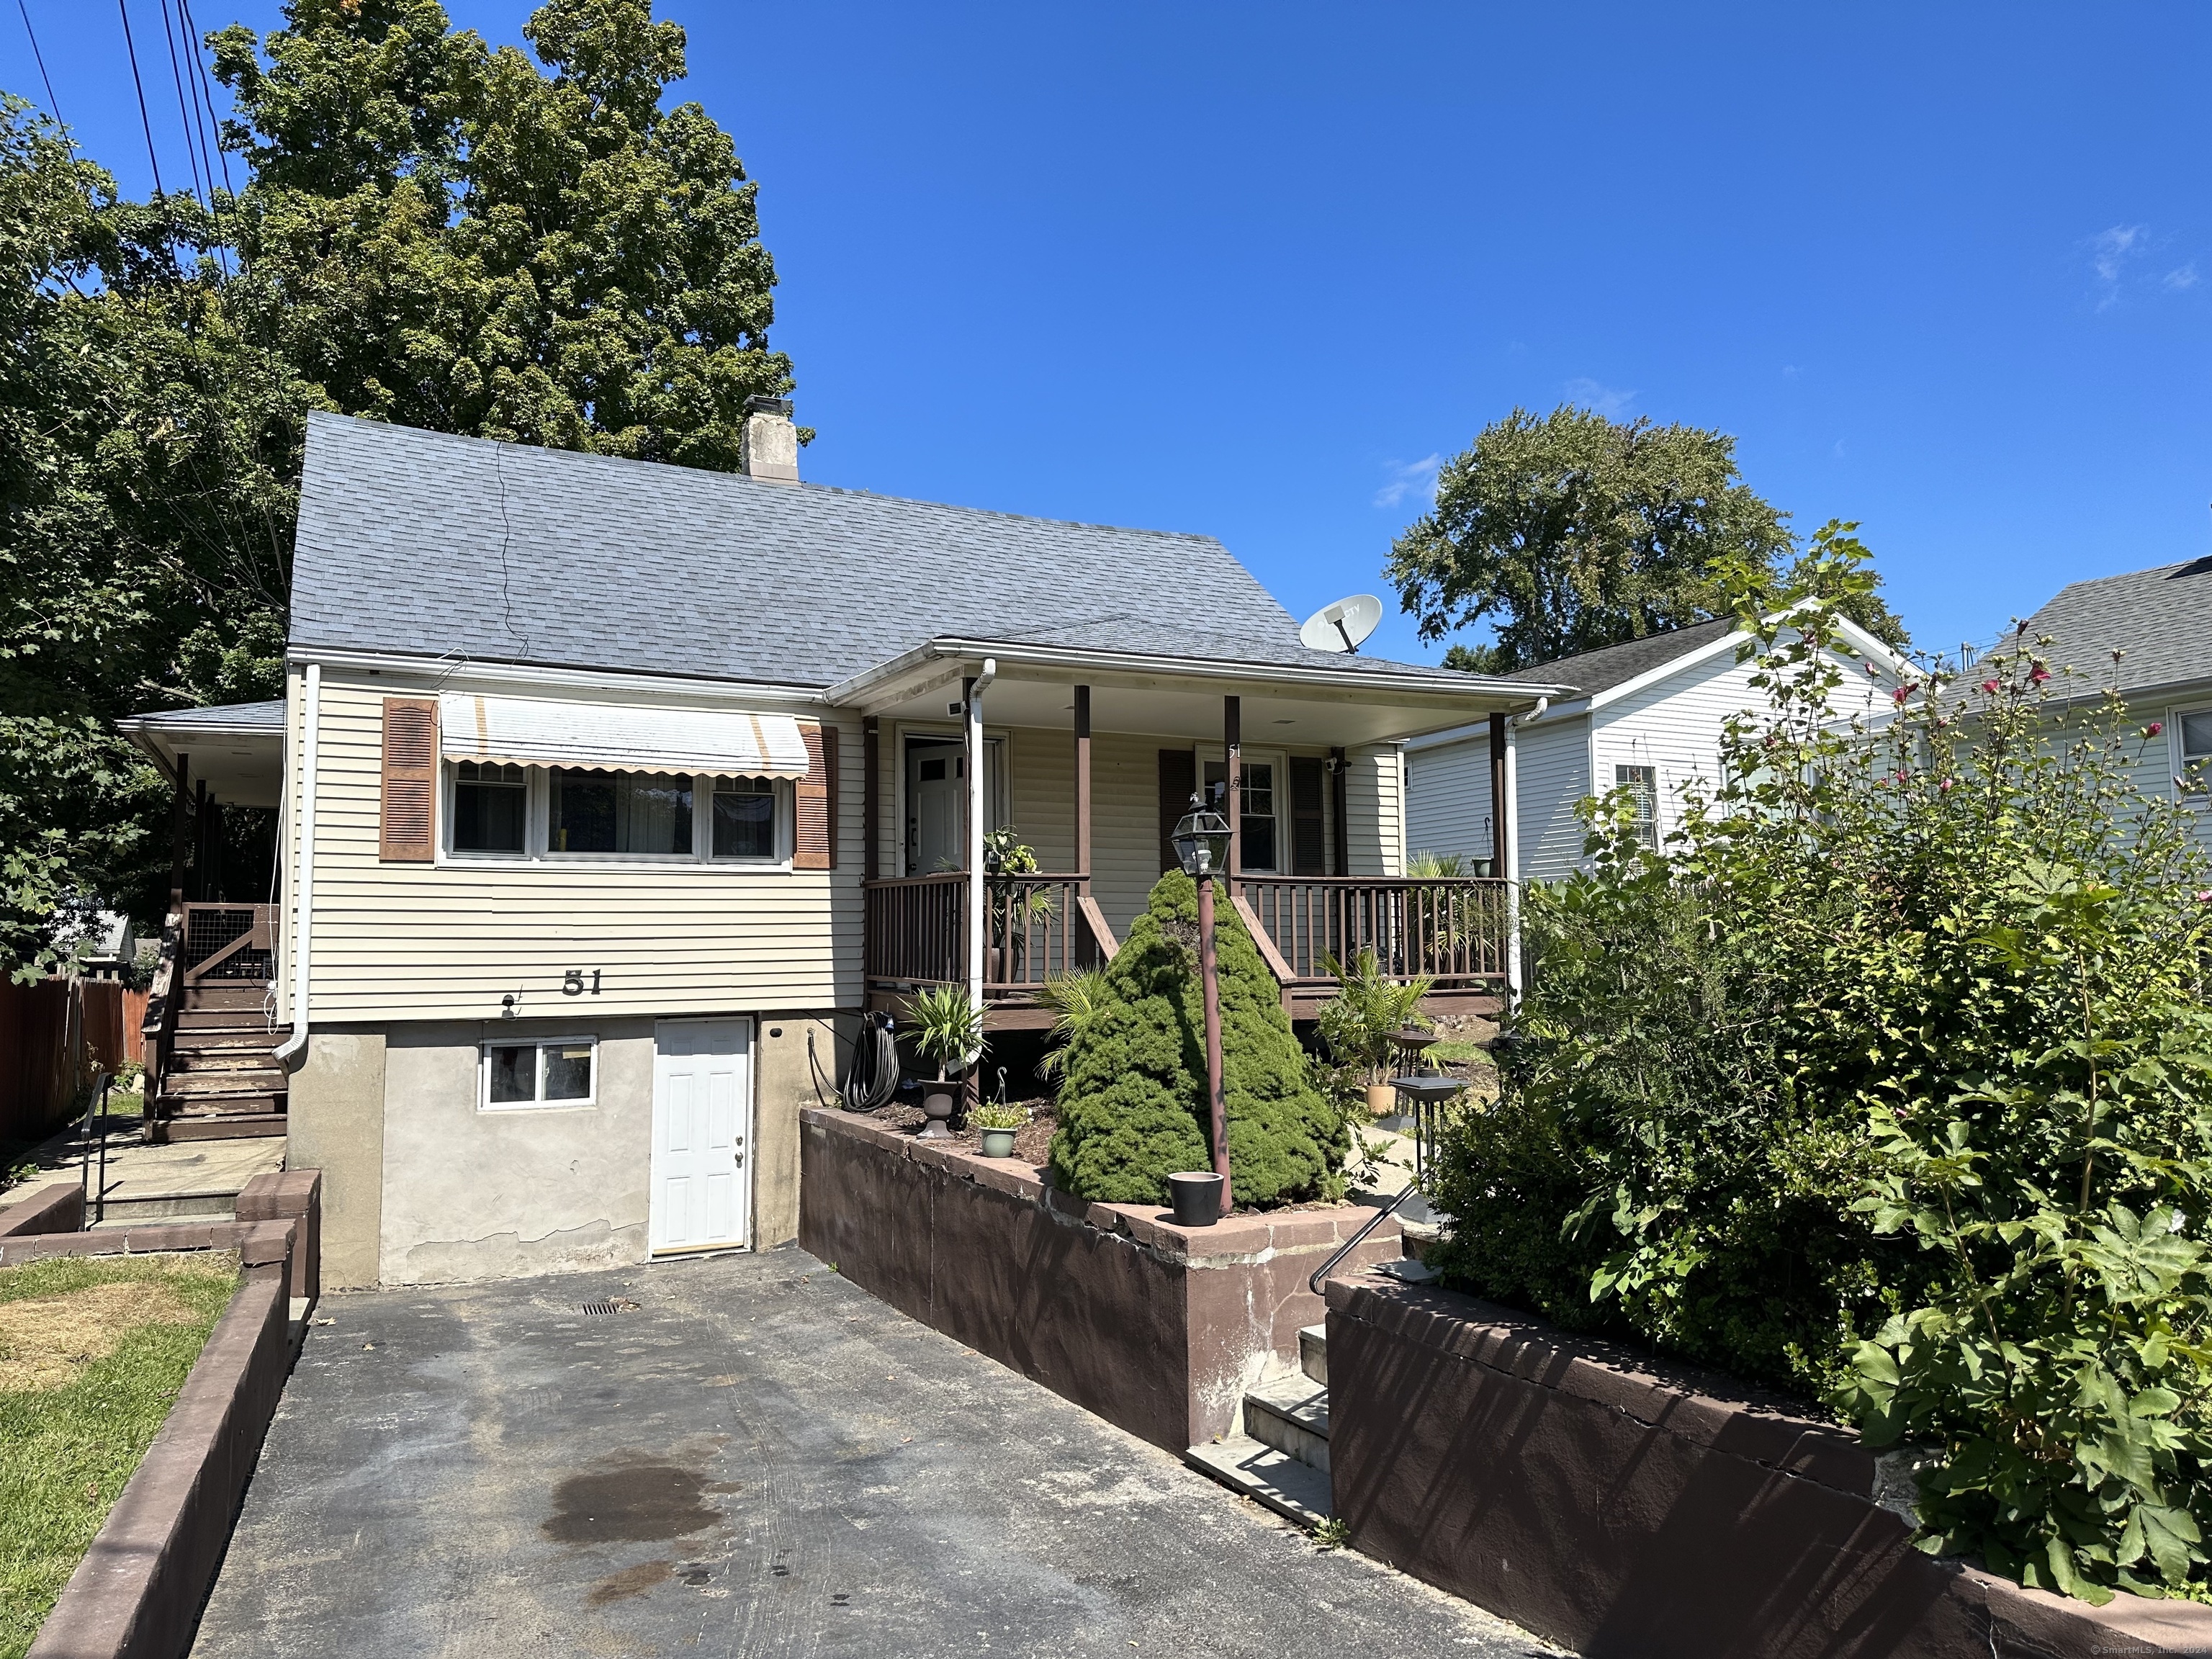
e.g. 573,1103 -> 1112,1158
1236,876 -> 1511,987
864,873 -> 1118,997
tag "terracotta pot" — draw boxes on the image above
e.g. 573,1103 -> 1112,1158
920,1087 -> 957,1140
980,1127 -> 1017,1159
1365,1080 -> 1399,1118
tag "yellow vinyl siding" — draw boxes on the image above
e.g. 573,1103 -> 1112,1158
300,671 -> 858,1022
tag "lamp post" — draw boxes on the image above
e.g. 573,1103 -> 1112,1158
1172,793 -> 1234,1215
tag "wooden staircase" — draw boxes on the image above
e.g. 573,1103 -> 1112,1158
143,903 -> 287,1145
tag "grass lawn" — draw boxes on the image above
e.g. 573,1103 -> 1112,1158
0,1253 -> 238,1659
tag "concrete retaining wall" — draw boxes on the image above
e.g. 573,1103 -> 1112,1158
1326,1275 -> 2212,1658
800,1106 -> 1401,1451
0,1180 -> 87,1237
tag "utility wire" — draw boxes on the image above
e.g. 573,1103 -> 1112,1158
14,0 -> 66,132
156,0 -> 207,209
117,0 -> 166,198
174,0 -> 233,202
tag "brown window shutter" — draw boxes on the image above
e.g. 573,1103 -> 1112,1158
794,721 -> 836,870
379,698 -> 438,862
1157,748 -> 1196,872
1289,756 -> 1326,876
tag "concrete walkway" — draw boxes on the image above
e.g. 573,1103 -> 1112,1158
5,1110 -> 282,1223
191,1249 -> 1560,1658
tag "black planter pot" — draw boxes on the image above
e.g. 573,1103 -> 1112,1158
1167,1170 -> 1224,1227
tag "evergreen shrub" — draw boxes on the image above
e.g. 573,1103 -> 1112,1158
1048,870 -> 1345,1208
1432,526 -> 2212,1603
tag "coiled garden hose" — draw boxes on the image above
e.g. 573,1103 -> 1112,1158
807,1011 -> 902,1113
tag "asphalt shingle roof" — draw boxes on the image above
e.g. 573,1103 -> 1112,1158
122,700 -> 286,730
1498,617 -> 1740,699
2020,558 -> 2212,696
289,413 -> 1467,688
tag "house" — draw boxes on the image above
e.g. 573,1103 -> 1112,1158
1405,614 -> 1910,882
118,403 -> 1560,1290
2018,555 -> 2212,852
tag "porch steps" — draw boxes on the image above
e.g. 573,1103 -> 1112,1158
149,981 -> 287,1145
1182,1321 -> 1338,1529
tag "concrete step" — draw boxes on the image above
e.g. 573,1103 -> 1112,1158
1244,1375 -> 1330,1473
1300,1323 -> 1327,1386
90,1190 -> 237,1224
1184,1435 -> 1331,1529
148,1113 -> 287,1143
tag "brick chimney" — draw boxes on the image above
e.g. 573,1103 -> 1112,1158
739,395 -> 799,485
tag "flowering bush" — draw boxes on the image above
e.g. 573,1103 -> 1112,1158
1431,524 -> 2212,1601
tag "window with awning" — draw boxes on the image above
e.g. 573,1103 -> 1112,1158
436,694 -> 813,779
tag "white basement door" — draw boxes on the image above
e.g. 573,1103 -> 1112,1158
649,1018 -> 753,1254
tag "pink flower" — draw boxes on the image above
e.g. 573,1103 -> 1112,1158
1981,679 -> 2000,695
2198,891 -> 2212,904
1939,777 -> 1955,791
2146,722 -> 2164,738
1864,661 -> 1879,677
1892,685 -> 1911,705
2031,665 -> 2051,685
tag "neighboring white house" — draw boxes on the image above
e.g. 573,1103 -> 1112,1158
1406,616 -> 1911,884
2018,555 -> 2212,854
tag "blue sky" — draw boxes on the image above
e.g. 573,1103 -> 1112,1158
9,3 -> 2209,667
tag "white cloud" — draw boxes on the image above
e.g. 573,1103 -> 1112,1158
1563,377 -> 1638,419
1373,454 -> 1442,511
2089,223 -> 2149,307
2167,261 -> 2200,292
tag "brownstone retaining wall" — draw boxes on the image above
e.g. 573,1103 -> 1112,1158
0,1179 -> 87,1237
800,1106 -> 1402,1451
12,1199 -> 320,1659
1326,1275 -> 2212,1658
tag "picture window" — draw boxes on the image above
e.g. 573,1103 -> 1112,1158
551,769 -> 693,855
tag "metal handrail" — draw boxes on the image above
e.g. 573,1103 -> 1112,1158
1309,1181 -> 1421,1297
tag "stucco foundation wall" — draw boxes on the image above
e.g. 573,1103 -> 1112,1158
752,1012 -> 849,1249
286,1027 -> 385,1290
379,1018 -> 657,1285
1326,1276 -> 2212,1659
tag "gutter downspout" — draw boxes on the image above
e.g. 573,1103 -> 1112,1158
965,657 -> 997,1020
274,662 -> 320,1063
1503,696 -> 1545,1008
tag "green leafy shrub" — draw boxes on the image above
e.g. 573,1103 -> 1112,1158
1431,524 -> 2212,1601
1314,948 -> 1432,1086
1048,871 -> 1345,1208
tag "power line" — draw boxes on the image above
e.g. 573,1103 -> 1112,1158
116,0 -> 166,198
14,0 -> 65,132
174,0 -> 233,202
156,0 -> 207,208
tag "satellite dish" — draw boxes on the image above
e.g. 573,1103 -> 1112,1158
1299,594 -> 1382,655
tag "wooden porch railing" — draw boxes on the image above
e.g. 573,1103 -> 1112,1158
1236,876 -> 1512,988
864,874 -> 1120,997
141,902 -> 278,1116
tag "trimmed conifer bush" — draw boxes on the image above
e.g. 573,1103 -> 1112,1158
1048,870 -> 1345,1208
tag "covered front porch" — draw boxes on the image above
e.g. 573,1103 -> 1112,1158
832,638 -> 1539,1026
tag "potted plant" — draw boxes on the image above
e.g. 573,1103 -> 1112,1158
971,1099 -> 1028,1159
907,984 -> 983,1140
1316,948 -> 1434,1117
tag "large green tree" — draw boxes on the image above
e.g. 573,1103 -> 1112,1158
0,0 -> 796,973
1388,405 -> 1906,674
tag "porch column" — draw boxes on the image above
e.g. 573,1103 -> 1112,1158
1223,695 -> 1241,884
863,716 -> 881,882
965,662 -> 996,1022
1488,712 -> 1508,877
1503,713 -> 1524,1005
166,752 -> 192,914
1074,685 -> 1092,877
1328,747 -> 1347,877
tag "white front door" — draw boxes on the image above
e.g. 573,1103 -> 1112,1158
649,1018 -> 752,1254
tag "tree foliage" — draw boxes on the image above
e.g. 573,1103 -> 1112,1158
0,0 -> 795,971
1433,526 -> 2212,1601
1388,405 -> 1906,673
1048,871 -> 1346,1209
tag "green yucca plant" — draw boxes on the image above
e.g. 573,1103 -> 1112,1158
1035,967 -> 1110,1080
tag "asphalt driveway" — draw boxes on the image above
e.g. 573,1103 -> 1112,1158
189,1247 -> 1558,1658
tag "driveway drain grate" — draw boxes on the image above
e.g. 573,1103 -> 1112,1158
580,1300 -> 620,1317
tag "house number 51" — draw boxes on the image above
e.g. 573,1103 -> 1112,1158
562,970 -> 602,997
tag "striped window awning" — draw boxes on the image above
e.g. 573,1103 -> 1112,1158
437,694 -> 814,779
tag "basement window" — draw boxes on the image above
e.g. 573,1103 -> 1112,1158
482,1037 -> 598,1110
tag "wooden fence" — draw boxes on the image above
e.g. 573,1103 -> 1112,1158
0,978 -> 145,1147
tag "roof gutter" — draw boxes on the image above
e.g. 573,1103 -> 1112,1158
826,636 -> 1572,711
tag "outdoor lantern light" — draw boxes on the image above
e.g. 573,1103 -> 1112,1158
1171,797 -> 1233,878
1169,793 -> 1234,1217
